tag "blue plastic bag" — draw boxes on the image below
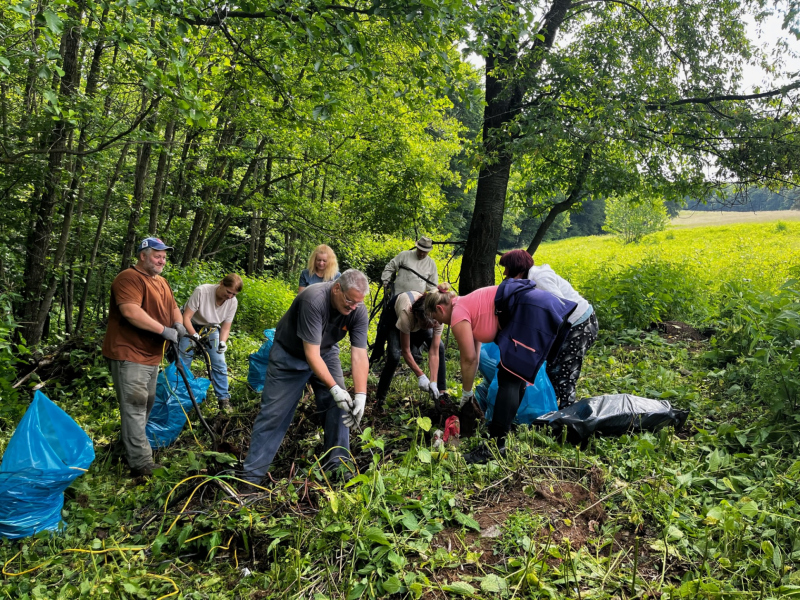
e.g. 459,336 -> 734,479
478,342 -> 500,381
248,329 -> 275,393
476,343 -> 557,424
0,391 -> 94,539
147,363 -> 210,448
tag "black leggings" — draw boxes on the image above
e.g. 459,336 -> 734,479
488,364 -> 526,442
376,326 -> 447,402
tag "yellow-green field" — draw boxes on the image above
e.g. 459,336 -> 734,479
670,209 -> 800,228
431,221 -> 800,297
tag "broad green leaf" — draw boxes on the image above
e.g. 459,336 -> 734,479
418,448 -> 432,464
454,510 -> 480,531
325,490 -> 338,514
365,526 -> 391,546
480,574 -> 507,593
382,576 -> 402,594
442,581 -> 476,595
43,9 -> 63,35
740,501 -> 758,518
708,449 -> 722,472
417,416 -> 432,431
761,540 -> 774,559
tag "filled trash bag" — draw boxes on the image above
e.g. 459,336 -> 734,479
479,342 -> 500,382
248,328 -> 275,393
479,360 -> 557,424
147,363 -> 210,448
0,391 -> 95,539
533,394 -> 690,442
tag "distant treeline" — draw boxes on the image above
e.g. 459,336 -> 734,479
683,188 -> 800,212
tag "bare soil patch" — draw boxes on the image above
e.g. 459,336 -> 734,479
650,320 -> 708,342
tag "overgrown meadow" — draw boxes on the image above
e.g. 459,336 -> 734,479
2,222 -> 800,599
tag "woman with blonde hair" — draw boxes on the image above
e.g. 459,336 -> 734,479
299,244 -> 341,292
425,279 -> 575,464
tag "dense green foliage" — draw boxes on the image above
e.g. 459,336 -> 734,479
2,223 -> 799,599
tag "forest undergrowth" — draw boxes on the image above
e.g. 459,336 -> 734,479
2,224 -> 800,599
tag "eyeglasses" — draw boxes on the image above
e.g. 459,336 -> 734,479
341,289 -> 362,308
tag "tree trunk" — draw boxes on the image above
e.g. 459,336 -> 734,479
458,0 -> 572,294
149,119 -> 175,234
120,95 -> 160,269
247,210 -> 260,275
21,0 -> 87,346
76,143 -> 130,331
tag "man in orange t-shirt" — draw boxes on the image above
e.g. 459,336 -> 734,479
102,238 -> 186,476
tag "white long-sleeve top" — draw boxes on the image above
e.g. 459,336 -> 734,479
381,250 -> 438,294
527,264 -> 591,325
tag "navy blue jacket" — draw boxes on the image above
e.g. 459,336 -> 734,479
494,279 -> 578,383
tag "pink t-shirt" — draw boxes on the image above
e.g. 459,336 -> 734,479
451,286 -> 499,343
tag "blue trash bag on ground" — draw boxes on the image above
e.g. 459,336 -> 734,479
476,357 -> 558,424
0,391 -> 94,539
479,342 -> 500,381
248,329 -> 275,393
147,363 -> 210,448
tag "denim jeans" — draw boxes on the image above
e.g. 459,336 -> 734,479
376,326 -> 446,403
178,327 -> 230,400
109,360 -> 159,469
242,342 -> 351,483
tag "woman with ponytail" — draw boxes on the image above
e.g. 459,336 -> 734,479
425,276 -> 575,464
375,286 -> 448,407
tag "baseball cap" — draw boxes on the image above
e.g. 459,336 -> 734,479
137,237 -> 174,253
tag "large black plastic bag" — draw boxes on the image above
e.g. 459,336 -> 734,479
0,391 -> 94,539
533,394 -> 689,442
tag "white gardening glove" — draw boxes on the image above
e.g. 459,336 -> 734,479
190,332 -> 201,343
330,385 -> 353,412
417,373 -> 431,392
344,393 -> 366,429
428,381 -> 440,400
217,340 -> 228,354
459,389 -> 474,409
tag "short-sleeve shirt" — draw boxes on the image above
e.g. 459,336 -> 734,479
274,281 -> 368,358
451,286 -> 500,344
185,284 -> 238,325
395,291 -> 443,336
299,269 -> 341,288
102,267 -> 179,365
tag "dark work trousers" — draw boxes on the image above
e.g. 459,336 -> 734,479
376,326 -> 446,403
242,342 -> 351,483
546,312 -> 599,408
488,364 -> 527,442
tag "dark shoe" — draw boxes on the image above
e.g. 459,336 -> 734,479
130,462 -> 164,477
463,442 -> 506,465
219,398 -> 233,413
237,480 -> 267,496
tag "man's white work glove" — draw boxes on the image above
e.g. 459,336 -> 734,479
428,381 -> 440,400
417,373 -> 431,392
161,326 -> 179,345
190,332 -> 201,343
344,393 -> 366,429
330,385 -> 353,412
173,322 -> 188,338
459,389 -> 474,409
217,340 -> 228,354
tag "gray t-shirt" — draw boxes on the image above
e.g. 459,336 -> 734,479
274,281 -> 368,358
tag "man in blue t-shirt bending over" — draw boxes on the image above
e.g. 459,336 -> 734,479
243,269 -> 370,484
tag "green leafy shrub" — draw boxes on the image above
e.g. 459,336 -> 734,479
588,257 -> 710,330
236,275 -> 296,334
603,195 -> 669,243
